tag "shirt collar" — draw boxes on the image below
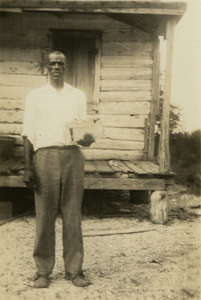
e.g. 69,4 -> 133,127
43,82 -> 74,94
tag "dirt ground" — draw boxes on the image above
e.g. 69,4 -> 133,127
0,185 -> 201,300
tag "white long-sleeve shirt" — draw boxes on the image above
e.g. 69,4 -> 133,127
22,82 -> 86,151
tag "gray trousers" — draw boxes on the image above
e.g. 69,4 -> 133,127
33,146 -> 84,277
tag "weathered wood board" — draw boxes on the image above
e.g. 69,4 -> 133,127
100,80 -> 152,91
102,56 -> 153,68
102,42 -> 154,56
0,74 -> 47,87
0,48 -> 48,62
101,68 -> 152,80
104,127 -> 144,141
100,91 -> 152,102
98,102 -> 150,115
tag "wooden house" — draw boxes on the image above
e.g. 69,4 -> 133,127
0,0 -> 186,221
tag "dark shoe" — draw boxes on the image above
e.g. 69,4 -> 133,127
34,273 -> 49,288
65,271 -> 91,287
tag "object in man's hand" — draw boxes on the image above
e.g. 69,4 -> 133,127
77,133 -> 96,147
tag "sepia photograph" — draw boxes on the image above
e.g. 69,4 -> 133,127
0,0 -> 200,299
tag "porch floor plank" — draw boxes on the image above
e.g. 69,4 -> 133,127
94,160 -> 114,174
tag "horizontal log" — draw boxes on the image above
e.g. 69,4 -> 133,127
101,68 -> 152,80
100,91 -> 152,102
0,100 -> 25,110
0,175 -> 166,190
0,110 -> 24,124
0,175 -> 26,188
0,0 -> 186,15
0,86 -> 36,99
0,123 -> 23,135
0,62 -> 43,75
102,42 -> 154,56
84,178 -> 166,190
0,34 -> 48,48
0,74 -> 47,87
103,30 -> 151,43
89,115 -> 146,128
101,80 -> 152,91
104,127 -> 144,141
0,48 -> 48,62
90,139 -> 144,150
0,111 -> 146,128
102,56 -> 153,68
82,148 -> 143,161
98,102 -> 150,115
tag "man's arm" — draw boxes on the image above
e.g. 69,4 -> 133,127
23,137 -> 35,189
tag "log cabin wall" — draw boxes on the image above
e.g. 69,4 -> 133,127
0,12 -> 154,160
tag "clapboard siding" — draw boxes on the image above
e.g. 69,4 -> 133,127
0,86 -> 35,99
0,100 -> 25,110
89,115 -> 146,128
0,74 -> 47,87
104,128 -> 144,142
82,149 -> 143,161
0,123 -> 23,135
0,48 -> 48,62
102,30 -> 151,42
101,68 -> 152,80
0,62 -> 42,75
0,110 -> 24,124
99,102 -> 150,115
100,91 -> 152,102
0,34 -> 48,48
91,139 -> 144,150
102,42 -> 154,56
100,80 -> 152,91
102,56 -> 153,68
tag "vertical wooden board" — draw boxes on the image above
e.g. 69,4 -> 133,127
100,91 -> 152,102
93,160 -> 114,174
143,118 -> 149,161
104,127 -> 144,142
148,38 -> 160,161
93,39 -> 101,104
159,18 -> 177,173
99,102 -> 150,115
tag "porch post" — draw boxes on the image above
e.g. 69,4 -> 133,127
159,17 -> 177,173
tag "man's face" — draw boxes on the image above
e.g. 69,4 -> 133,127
48,53 -> 66,83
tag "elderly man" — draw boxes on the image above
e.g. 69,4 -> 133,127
22,51 -> 90,288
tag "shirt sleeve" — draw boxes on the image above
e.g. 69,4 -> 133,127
77,91 -> 87,122
21,90 -> 37,146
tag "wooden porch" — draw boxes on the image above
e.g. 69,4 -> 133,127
0,157 -> 174,190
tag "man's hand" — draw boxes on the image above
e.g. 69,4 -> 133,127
23,168 -> 35,190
